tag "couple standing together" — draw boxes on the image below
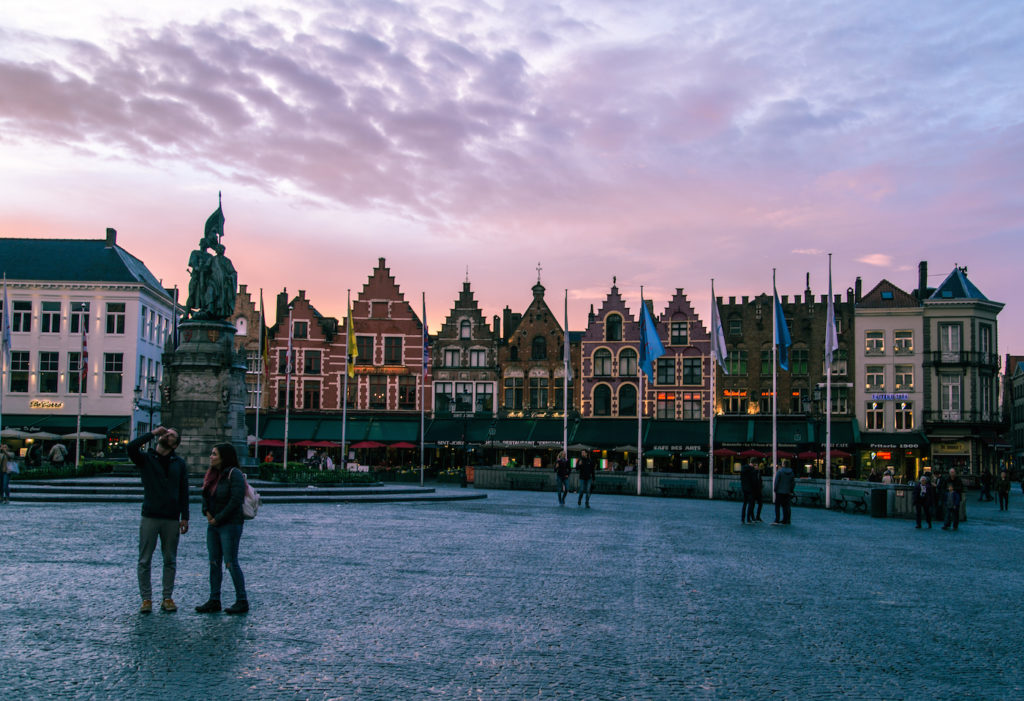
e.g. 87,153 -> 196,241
741,461 -> 795,525
128,427 -> 249,615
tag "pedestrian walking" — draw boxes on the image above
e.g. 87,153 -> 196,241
48,442 -> 68,468
913,474 -> 935,528
937,468 -> 965,523
577,451 -> 595,508
753,465 -> 765,522
554,451 -> 570,506
740,460 -> 758,524
195,443 -> 250,615
997,470 -> 1011,511
979,471 -> 994,502
0,443 -> 16,504
942,482 -> 961,531
772,464 -> 795,525
127,427 -> 190,614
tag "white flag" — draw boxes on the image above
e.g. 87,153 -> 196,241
710,281 -> 728,374
2,277 -> 11,368
825,259 -> 839,369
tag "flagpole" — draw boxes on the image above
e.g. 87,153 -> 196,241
1,275 -> 8,453
254,289 -> 264,462
283,303 -> 293,468
825,253 -> 835,509
563,289 -> 569,459
75,325 -> 85,469
342,290 -> 351,471
420,291 -> 426,488
708,280 -> 716,500
637,286 -> 644,497
772,270 -> 778,500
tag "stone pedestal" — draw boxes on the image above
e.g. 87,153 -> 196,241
162,319 -> 249,473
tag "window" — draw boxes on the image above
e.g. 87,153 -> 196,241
105,303 -> 125,335
682,392 -> 701,420
70,302 -> 90,334
894,365 -> 914,391
13,301 -> 32,333
594,349 -> 612,377
369,376 -> 387,409
277,382 -> 295,408
399,376 -> 417,410
303,381 -> 320,409
682,358 -> 701,385
38,351 -> 59,393
831,387 -> 849,414
895,401 -> 914,430
246,350 -> 262,375
303,350 -> 321,374
552,378 -> 565,411
41,301 -> 61,334
278,349 -> 290,374
475,383 -> 494,414
728,319 -> 742,336
509,346 -> 519,362
938,324 -> 961,360
444,348 -> 460,367
790,349 -> 808,376
531,336 -> 547,360
384,337 -> 402,364
940,375 -> 961,419
761,350 -> 772,376
866,402 -> 884,430
725,350 -> 747,376
68,351 -> 85,393
979,324 -> 992,356
103,353 -> 124,394
435,382 -> 452,413
504,377 -> 523,410
470,349 -> 486,367
356,336 -> 373,364
455,382 -> 473,413
790,388 -> 807,414
292,321 -> 308,339
759,392 -> 772,414
619,349 -> 637,377
606,314 -> 622,342
246,381 -> 259,409
865,365 -> 884,391
529,377 -> 548,410
593,385 -> 611,416
865,330 -> 884,355
656,392 -> 675,419
670,322 -> 688,345
830,349 -> 848,377
8,351 -> 28,392
656,358 -> 675,385
460,320 -> 471,339
894,330 -> 913,354
723,390 -> 746,414
618,384 -> 637,417
141,305 -> 149,339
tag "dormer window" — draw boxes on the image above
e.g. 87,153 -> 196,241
460,319 -> 471,339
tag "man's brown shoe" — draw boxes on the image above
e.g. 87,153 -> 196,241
140,599 -> 153,614
161,598 -> 177,612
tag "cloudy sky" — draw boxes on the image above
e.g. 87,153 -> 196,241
1,0 -> 1022,353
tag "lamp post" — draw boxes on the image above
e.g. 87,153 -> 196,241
133,375 -> 160,436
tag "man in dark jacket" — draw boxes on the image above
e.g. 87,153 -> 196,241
936,468 -> 966,524
740,461 -> 758,524
913,474 -> 936,528
127,426 -> 189,614
773,464 -> 796,525
577,452 -> 596,508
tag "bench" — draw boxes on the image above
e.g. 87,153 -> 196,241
658,479 -> 698,498
594,475 -> 627,494
833,487 -> 868,513
726,482 -> 745,501
793,484 -> 823,506
508,475 -> 549,491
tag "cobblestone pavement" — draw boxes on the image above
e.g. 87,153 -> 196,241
1,486 -> 1023,699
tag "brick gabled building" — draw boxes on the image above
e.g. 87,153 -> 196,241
432,281 -> 499,416
656,288 -> 713,420
580,281 -> 639,418
268,288 -> 339,411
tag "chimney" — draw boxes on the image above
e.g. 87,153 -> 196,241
918,261 -> 928,301
855,277 -> 862,303
493,315 -> 501,340
105,228 -> 117,247
277,289 -> 289,324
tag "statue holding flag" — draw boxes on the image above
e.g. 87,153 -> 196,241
184,195 -> 236,320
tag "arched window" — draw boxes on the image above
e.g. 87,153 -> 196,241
532,336 -> 547,360
235,317 -> 248,337
460,319 -> 471,339
618,384 -> 637,417
619,348 -> 637,377
594,349 -> 612,376
594,385 -> 612,416
606,313 -> 622,341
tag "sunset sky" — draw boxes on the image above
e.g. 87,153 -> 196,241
1,1 -> 1022,353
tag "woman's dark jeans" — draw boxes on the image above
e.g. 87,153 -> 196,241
207,523 -> 247,602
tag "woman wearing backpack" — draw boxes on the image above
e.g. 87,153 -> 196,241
195,443 -> 249,614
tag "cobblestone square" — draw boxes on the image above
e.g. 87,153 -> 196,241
1,488 -> 1022,699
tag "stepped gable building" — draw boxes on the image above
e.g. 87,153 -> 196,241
268,288 -> 338,411
230,284 -> 268,411
0,229 -> 176,445
349,258 -> 429,413
497,274 -> 577,417
656,288 -> 713,420
854,278 -> 927,478
580,280 -> 639,418
432,281 -> 499,416
919,263 -> 1003,475
717,275 -> 857,421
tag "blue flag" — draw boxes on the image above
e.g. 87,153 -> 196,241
774,289 -> 791,371
638,292 -> 666,382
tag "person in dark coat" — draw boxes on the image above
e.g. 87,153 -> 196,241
773,464 -> 795,525
913,474 -> 936,528
554,451 -> 570,506
195,443 -> 249,614
937,468 -> 965,523
996,470 -> 1012,511
753,464 -> 765,522
577,452 -> 596,508
942,482 -> 962,531
740,461 -> 758,524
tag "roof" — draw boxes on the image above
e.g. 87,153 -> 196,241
857,279 -> 918,309
929,267 -> 988,301
0,237 -> 169,298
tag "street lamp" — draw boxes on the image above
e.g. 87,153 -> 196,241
133,375 -> 160,434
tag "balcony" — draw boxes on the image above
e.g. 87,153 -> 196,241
924,351 -> 1001,370
923,409 -> 998,425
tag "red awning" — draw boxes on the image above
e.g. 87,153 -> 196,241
350,440 -> 386,449
713,448 -> 738,457
389,441 -> 417,449
738,449 -> 767,459
296,440 -> 341,448
257,439 -> 285,447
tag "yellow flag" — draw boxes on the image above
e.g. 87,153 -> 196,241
346,299 -> 358,378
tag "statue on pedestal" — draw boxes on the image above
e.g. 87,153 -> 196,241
184,195 -> 237,320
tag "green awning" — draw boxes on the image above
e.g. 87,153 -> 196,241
315,418 -> 369,443
363,418 -> 421,443
646,420 -> 707,451
529,419 -> 567,447
714,417 -> 752,447
261,416 -> 321,441
0,414 -> 129,435
751,418 -> 811,447
570,419 -> 639,449
424,418 -> 490,446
